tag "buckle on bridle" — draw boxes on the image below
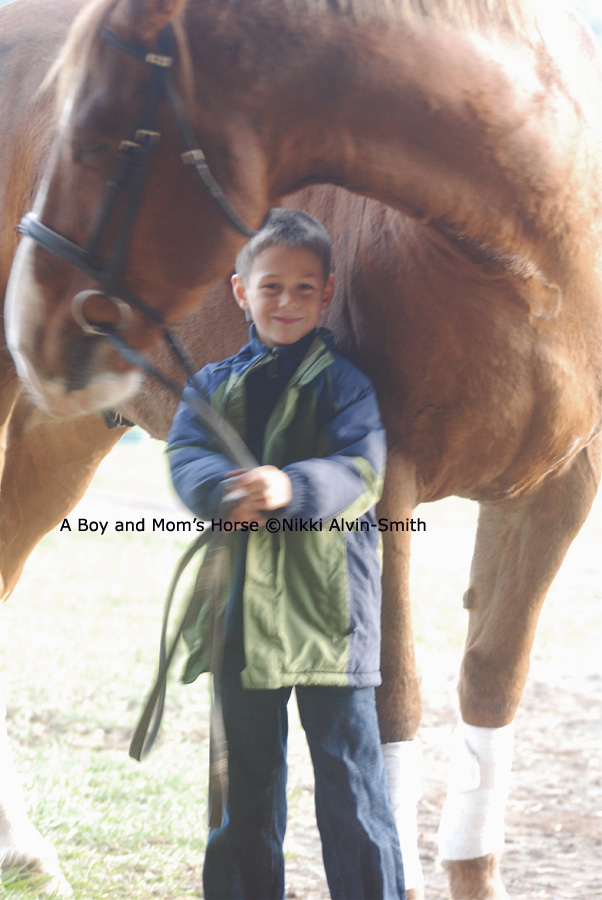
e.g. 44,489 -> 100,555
182,148 -> 207,166
135,129 -> 161,145
144,52 -> 173,68
119,130 -> 161,155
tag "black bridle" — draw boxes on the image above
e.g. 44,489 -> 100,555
17,23 -> 262,826
18,22 -> 257,341
17,17 -> 257,477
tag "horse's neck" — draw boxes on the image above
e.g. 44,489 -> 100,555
278,24 -> 539,249
197,7 -> 589,286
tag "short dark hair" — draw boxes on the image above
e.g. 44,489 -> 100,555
235,208 -> 331,283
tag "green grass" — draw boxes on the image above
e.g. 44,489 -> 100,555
1,432 -> 600,897
2,435 -> 209,898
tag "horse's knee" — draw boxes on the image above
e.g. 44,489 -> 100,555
376,666 -> 422,743
458,644 -> 523,727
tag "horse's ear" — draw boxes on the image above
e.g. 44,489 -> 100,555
109,0 -> 189,43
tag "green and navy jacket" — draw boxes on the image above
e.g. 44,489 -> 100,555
167,327 -> 386,690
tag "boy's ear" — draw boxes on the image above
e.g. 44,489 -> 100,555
322,274 -> 335,309
231,274 -> 248,311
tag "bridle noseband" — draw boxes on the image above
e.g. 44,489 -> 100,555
18,22 -> 257,338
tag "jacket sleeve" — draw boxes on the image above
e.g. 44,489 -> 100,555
166,370 -> 236,519
281,364 -> 386,521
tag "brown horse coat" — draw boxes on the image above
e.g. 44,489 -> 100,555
0,1 -> 600,897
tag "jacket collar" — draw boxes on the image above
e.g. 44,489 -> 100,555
248,324 -> 312,358
247,324 -> 335,361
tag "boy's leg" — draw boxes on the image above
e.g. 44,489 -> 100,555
297,686 -> 406,900
203,654 -> 291,900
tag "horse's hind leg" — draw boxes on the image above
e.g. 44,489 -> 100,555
0,397 -> 126,895
439,439 -> 601,900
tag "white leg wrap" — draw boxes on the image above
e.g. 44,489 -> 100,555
437,718 -> 515,861
381,739 -> 424,891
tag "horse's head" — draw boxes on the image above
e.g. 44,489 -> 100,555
10,0 -> 593,419
6,0 -> 268,416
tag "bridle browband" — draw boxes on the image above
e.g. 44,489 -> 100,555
18,22 -> 258,339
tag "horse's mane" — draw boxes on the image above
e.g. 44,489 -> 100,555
50,0 -> 538,106
44,0 -> 115,104
50,0 -> 193,107
235,0 -> 538,36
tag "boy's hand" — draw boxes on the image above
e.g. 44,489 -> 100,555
223,466 -> 292,524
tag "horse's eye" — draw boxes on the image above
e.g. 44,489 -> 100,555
71,142 -> 108,165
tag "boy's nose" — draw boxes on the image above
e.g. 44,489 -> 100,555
279,290 -> 299,308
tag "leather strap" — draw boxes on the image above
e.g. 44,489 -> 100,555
128,507 -> 235,829
119,331 -> 256,827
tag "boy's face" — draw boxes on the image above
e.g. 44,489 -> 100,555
231,245 -> 334,348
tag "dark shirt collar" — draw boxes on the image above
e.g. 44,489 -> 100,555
248,324 -> 318,362
244,326 -> 318,459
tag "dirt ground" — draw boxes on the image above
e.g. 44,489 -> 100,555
283,664 -> 602,900
8,448 -> 596,900
279,491 -> 602,900
87,463 -> 602,900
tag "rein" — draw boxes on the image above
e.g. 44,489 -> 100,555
16,22 -> 262,828
115,324 -> 256,830
119,339 -> 255,828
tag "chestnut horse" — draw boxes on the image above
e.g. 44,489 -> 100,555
1,0 -> 601,897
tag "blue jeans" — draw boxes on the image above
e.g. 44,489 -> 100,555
203,646 -> 405,900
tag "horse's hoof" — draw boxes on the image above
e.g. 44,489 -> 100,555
443,854 -> 509,900
2,870 -> 74,897
39,873 -> 73,897
34,868 -> 73,898
1,831 -> 73,897
406,886 -> 425,900
2,866 -> 73,898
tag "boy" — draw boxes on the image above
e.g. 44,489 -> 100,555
167,209 -> 405,900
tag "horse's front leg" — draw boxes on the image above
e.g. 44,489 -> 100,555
0,397 -> 126,600
0,696 -> 72,897
0,397 -> 126,894
439,439 -> 600,900
375,451 -> 424,900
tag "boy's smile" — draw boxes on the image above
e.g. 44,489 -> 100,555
232,245 -> 334,347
